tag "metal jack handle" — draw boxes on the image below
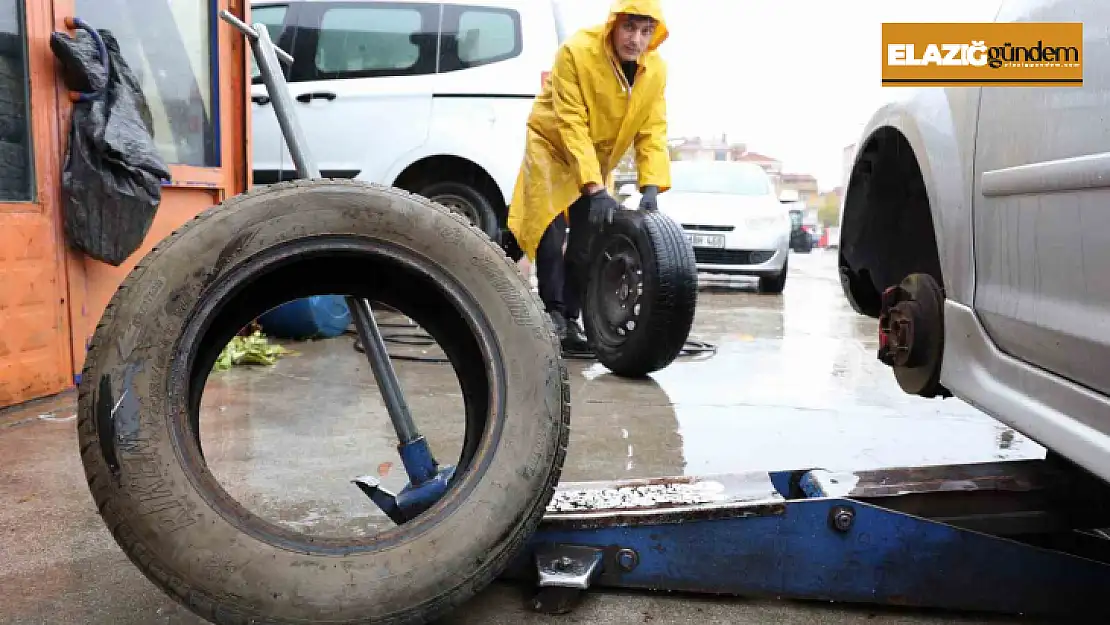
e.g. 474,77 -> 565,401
219,10 -> 446,519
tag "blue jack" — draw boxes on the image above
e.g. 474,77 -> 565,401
353,437 -> 455,525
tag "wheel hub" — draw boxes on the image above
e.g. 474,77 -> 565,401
875,273 -> 949,398
432,194 -> 479,227
878,286 -> 926,367
598,244 -> 643,339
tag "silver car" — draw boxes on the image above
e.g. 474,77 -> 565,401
839,0 -> 1110,482
622,160 -> 791,293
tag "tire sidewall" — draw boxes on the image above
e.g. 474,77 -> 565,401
78,181 -> 564,621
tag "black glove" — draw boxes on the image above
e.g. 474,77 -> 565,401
639,185 -> 660,211
587,189 -> 619,228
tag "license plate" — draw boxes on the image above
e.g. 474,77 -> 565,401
685,232 -> 725,249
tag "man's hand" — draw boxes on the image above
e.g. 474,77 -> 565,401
586,188 -> 619,228
639,185 -> 660,211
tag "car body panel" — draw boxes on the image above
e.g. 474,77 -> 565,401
624,163 -> 791,277
972,0 -> 1110,397
661,191 -> 790,276
841,0 -> 1110,483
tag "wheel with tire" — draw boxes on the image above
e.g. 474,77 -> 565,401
583,209 -> 697,378
419,180 -> 500,241
0,57 -> 27,144
758,257 -> 788,294
76,179 -> 570,625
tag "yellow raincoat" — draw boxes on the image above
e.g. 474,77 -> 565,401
506,0 -> 671,260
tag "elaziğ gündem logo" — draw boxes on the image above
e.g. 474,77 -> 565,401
881,22 -> 1083,87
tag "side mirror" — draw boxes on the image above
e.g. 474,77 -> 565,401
618,183 -> 638,196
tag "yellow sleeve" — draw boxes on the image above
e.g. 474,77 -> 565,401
634,72 -> 671,193
550,46 -> 603,190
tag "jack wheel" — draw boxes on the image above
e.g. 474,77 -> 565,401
877,273 -> 949,398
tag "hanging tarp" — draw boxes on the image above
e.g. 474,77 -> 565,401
50,26 -> 170,266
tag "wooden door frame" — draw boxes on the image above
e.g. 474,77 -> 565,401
0,0 -> 76,405
48,0 -> 251,381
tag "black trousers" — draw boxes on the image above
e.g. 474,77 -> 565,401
535,195 -> 592,320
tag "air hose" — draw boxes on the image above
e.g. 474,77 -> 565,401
350,323 -> 718,364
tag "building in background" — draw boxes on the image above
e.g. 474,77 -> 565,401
669,135 -> 746,162
779,173 -> 820,206
734,150 -> 783,191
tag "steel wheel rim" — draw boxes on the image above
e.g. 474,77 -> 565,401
592,234 -> 643,347
431,193 -> 481,228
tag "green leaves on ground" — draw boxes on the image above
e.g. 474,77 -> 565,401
213,330 -> 295,371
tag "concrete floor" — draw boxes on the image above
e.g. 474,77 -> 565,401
0,250 -> 1046,624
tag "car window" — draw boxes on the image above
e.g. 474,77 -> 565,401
439,6 -> 522,72
309,3 -> 437,79
249,4 -> 289,82
670,163 -> 774,196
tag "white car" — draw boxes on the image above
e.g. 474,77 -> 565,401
837,0 -> 1110,482
248,0 -> 571,240
623,160 -> 792,293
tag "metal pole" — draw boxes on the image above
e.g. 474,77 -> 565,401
348,297 -> 420,444
250,25 -> 319,179
222,10 -> 424,452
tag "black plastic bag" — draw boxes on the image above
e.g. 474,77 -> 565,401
50,27 -> 171,266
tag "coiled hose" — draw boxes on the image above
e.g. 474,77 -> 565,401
350,321 -> 718,363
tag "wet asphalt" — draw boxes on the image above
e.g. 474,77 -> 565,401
0,250 -> 1044,624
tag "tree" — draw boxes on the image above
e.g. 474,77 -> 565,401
817,192 -> 842,227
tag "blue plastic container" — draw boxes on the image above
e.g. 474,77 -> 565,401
258,295 -> 352,340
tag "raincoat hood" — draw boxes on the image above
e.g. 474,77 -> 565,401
603,0 -> 670,55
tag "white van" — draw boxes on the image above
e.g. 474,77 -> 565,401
249,0 -> 581,241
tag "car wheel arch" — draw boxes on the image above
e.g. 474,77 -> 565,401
391,154 -> 508,221
840,123 -> 947,318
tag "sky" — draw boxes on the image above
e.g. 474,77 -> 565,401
555,0 -> 1004,191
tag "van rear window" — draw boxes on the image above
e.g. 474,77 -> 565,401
438,6 -> 522,72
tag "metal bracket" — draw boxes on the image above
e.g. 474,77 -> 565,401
531,545 -> 605,615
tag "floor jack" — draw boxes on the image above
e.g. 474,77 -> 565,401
226,12 -> 1110,622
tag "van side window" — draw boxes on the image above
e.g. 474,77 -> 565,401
249,4 -> 289,82
308,4 -> 437,80
439,6 -> 522,73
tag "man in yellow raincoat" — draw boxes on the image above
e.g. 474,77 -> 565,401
505,0 -> 671,353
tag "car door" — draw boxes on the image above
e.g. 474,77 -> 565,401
269,0 -> 438,183
972,0 -> 1110,395
249,2 -> 297,185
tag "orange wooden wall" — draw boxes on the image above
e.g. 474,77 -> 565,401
0,0 -> 250,408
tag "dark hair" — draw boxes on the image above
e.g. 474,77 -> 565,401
621,13 -> 656,25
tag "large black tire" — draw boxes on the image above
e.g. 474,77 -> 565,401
76,179 -> 570,625
583,209 -> 697,378
0,56 -> 27,144
758,256 -> 788,294
0,138 -> 29,201
419,180 -> 499,241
